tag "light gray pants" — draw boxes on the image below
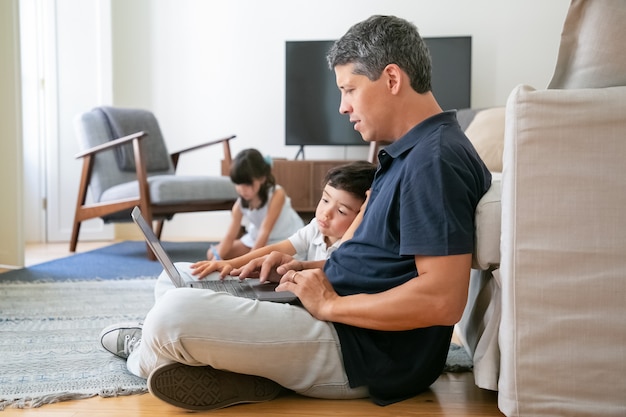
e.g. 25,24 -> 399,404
126,262 -> 368,399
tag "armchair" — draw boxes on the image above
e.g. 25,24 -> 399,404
71,106 -> 239,258
458,1 -> 626,415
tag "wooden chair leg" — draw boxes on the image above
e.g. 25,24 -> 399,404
70,219 -> 81,252
155,219 -> 165,239
71,156 -> 94,253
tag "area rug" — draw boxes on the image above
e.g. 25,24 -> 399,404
445,343 -> 474,373
0,240 -> 210,282
0,279 -> 156,410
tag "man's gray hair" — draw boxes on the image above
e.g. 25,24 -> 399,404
326,15 -> 432,94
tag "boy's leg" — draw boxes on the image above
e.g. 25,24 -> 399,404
127,286 -> 367,400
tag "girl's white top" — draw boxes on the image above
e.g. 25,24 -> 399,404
239,185 -> 304,248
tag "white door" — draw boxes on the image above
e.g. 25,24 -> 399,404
21,0 -> 114,243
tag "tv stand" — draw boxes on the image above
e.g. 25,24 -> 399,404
293,145 -> 305,160
272,159 -> 356,219
273,143 -> 379,219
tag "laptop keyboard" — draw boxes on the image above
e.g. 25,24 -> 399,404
195,279 -> 253,298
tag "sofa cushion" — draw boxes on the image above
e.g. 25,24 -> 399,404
464,107 -> 505,172
548,0 -> 626,89
472,173 -> 501,270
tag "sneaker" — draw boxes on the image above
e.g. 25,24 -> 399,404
147,362 -> 283,411
99,321 -> 143,359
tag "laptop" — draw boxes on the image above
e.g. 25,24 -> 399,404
131,206 -> 298,303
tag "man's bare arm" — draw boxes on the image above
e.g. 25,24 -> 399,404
277,253 -> 472,331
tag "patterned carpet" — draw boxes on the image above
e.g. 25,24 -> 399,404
0,279 -> 156,410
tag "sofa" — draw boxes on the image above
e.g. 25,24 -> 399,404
456,1 -> 626,416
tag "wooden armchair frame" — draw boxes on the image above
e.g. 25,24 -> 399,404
70,131 -> 236,258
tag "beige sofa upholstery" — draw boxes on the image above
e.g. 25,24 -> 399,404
457,1 -> 626,415
498,83 -> 626,417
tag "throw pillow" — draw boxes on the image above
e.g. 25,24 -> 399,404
548,0 -> 626,89
464,107 -> 505,173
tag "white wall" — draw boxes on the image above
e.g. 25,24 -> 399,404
109,0 -> 570,239
0,0 -> 573,257
3,0 -> 574,251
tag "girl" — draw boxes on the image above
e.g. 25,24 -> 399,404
207,148 -> 304,260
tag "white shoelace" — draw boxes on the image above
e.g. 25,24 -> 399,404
123,334 -> 141,356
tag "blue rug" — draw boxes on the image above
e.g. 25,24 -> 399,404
0,241 -> 211,282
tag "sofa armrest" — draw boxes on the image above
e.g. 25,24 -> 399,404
499,84 -> 626,416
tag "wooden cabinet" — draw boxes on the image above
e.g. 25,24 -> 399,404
271,160 -> 355,218
223,158 -> 360,219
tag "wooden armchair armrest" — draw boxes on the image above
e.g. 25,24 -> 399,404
170,134 -> 236,169
72,130 -> 151,235
74,131 -> 147,159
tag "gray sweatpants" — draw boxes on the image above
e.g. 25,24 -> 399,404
126,262 -> 368,399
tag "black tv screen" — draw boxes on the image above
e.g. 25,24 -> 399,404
285,37 -> 472,147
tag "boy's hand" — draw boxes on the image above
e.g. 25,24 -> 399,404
190,260 -> 234,280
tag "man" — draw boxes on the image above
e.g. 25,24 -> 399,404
100,14 -> 491,410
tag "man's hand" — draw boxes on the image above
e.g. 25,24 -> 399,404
276,268 -> 339,321
232,251 -> 303,283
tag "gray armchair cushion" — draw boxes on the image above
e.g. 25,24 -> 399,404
99,175 -> 239,205
74,109 -> 174,202
97,106 -> 173,172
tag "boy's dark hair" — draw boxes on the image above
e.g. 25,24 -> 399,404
230,148 -> 276,208
323,160 -> 376,201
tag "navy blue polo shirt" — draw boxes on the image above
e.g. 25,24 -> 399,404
325,111 -> 491,405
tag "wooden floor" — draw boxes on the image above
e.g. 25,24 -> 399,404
1,373 -> 501,417
2,242 -> 504,416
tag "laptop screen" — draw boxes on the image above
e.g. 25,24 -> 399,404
131,206 -> 185,287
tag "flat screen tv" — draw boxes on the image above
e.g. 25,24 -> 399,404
285,37 -> 471,147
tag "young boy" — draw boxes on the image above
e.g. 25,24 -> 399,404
189,160 -> 376,280
143,160 -> 374,300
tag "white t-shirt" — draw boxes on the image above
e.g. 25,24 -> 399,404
239,185 -> 304,248
288,218 -> 341,261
